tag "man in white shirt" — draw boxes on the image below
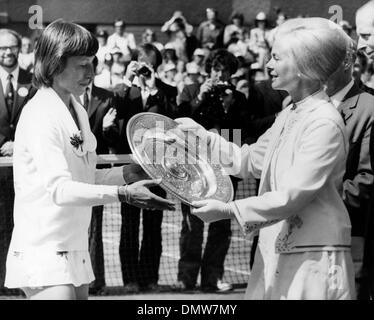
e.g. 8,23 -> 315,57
0,28 -> 36,294
107,19 -> 136,63
326,29 -> 374,299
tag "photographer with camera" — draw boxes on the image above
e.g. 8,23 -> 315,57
176,49 -> 248,292
114,43 -> 178,293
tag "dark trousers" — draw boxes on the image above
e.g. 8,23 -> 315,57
363,235 -> 374,300
119,187 -> 165,287
178,203 -> 231,288
177,178 -> 238,288
0,167 -> 14,289
359,194 -> 374,300
88,205 -> 105,290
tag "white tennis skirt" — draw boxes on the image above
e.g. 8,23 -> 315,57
5,250 -> 95,289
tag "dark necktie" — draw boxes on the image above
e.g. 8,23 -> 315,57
83,88 -> 90,110
5,73 -> 14,114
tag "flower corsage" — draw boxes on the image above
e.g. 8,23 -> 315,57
70,131 -> 85,156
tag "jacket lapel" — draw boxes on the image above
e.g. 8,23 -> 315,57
0,78 -> 10,122
337,83 -> 361,125
11,69 -> 32,123
87,94 -> 100,118
70,94 -> 97,154
87,90 -> 101,119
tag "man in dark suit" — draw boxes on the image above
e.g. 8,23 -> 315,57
326,35 -> 374,300
115,44 -> 177,292
177,49 -> 248,292
79,56 -> 121,294
354,1 -> 374,299
0,28 -> 36,294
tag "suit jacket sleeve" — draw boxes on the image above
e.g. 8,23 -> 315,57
221,119 -> 346,234
0,133 -> 8,147
343,113 -> 374,208
371,121 -> 374,172
245,84 -> 278,140
27,115 -> 121,207
101,95 -> 121,149
146,90 -> 167,114
102,122 -> 120,149
177,85 -> 202,117
147,82 -> 178,117
113,84 -> 131,120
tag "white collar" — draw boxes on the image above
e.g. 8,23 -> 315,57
0,65 -> 19,84
329,79 -> 355,109
292,89 -> 331,112
79,82 -> 93,102
39,87 -> 97,156
86,82 -> 93,95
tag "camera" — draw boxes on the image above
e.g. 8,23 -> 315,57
208,82 -> 232,99
197,81 -> 234,127
136,64 -> 152,78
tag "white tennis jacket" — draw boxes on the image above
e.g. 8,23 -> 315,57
9,87 -> 124,252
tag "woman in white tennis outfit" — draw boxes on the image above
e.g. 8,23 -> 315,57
4,20 -> 175,300
176,18 -> 356,299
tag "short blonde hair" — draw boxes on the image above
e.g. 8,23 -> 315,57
274,18 -> 349,83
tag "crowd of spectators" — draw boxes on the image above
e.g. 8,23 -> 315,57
13,7 -> 373,114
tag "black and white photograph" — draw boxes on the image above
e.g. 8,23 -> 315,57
0,0 -> 373,307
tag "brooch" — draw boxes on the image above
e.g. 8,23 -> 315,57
70,131 -> 84,155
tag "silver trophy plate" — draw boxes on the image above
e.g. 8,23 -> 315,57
126,113 -> 234,206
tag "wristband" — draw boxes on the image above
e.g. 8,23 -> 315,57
118,185 -> 131,204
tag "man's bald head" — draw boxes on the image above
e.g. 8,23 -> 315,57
356,0 -> 374,59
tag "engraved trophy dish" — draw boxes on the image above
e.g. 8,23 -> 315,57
126,113 -> 234,206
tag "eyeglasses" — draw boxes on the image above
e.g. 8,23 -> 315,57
0,46 -> 19,52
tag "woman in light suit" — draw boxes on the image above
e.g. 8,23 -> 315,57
176,18 -> 356,299
4,20 -> 175,300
